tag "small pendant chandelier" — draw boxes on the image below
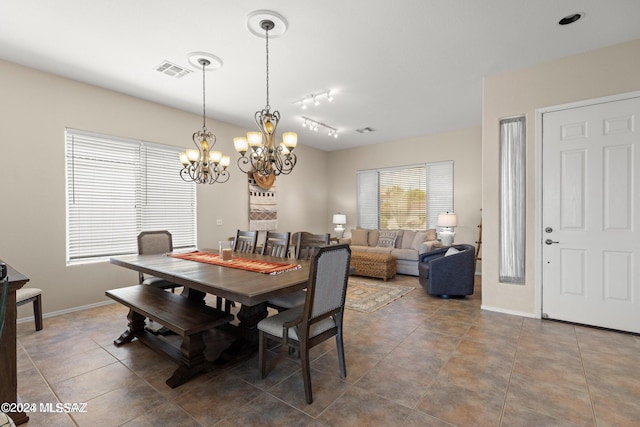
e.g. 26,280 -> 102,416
179,58 -> 230,184
234,17 -> 298,177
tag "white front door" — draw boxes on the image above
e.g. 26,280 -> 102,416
542,95 -> 640,333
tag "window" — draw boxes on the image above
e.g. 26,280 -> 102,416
65,128 -> 196,265
499,117 -> 526,283
357,161 -> 453,230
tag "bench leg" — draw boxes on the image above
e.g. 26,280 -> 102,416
166,332 -> 207,388
114,309 -> 145,346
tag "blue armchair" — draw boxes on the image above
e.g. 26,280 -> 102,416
418,244 -> 475,298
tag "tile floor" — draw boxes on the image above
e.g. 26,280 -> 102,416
15,275 -> 640,426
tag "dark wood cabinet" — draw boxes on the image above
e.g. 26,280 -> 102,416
0,260 -> 30,425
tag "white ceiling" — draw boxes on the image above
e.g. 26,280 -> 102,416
1,1 -> 640,151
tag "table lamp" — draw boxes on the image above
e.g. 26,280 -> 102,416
333,214 -> 347,238
437,212 -> 457,246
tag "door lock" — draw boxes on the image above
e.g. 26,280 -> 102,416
545,239 -> 559,245
545,227 -> 553,233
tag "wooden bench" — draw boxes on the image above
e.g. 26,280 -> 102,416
106,285 -> 233,388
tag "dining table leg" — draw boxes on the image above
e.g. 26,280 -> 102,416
214,302 -> 268,364
180,287 -> 206,303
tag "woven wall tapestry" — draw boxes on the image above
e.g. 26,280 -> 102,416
248,174 -> 277,231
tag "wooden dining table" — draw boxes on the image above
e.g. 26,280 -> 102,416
109,249 -> 310,362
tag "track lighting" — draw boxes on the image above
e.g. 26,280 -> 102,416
301,116 -> 338,139
294,90 -> 335,110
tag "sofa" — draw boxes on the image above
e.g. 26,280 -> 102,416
418,244 -> 475,297
340,228 -> 441,276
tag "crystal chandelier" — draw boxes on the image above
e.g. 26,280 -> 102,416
234,19 -> 298,177
179,58 -> 230,184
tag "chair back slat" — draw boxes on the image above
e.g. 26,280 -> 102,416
233,230 -> 258,254
293,232 -> 331,260
261,231 -> 291,258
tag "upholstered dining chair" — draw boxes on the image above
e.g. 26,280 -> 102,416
16,287 -> 43,331
137,231 -> 181,293
258,244 -> 352,404
261,231 -> 291,258
233,229 -> 258,253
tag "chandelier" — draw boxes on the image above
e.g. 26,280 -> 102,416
234,18 -> 298,177
179,58 -> 230,184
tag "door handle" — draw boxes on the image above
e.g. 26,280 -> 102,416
545,239 -> 559,245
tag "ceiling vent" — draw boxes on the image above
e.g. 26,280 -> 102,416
356,127 -> 376,134
155,61 -> 192,78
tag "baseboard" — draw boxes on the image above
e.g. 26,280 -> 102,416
480,304 -> 538,319
17,299 -> 116,324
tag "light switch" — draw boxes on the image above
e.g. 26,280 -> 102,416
216,219 -> 222,226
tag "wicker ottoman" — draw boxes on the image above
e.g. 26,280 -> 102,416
350,251 -> 396,281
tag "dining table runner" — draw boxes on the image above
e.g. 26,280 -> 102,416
168,251 -> 301,275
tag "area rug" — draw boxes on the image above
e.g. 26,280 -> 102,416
345,278 -> 414,313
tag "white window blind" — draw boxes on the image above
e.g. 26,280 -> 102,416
499,117 -> 526,283
426,161 -> 454,229
357,161 -> 453,230
356,171 -> 379,229
65,128 -> 196,264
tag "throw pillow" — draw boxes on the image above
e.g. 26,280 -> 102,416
426,229 -> 437,241
401,230 -> 416,249
445,247 -> 460,256
350,228 -> 369,246
394,230 -> 405,248
368,229 -> 379,247
377,230 -> 398,248
411,231 -> 428,250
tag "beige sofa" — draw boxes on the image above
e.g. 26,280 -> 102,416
341,228 -> 441,276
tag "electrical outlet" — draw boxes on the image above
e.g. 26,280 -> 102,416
216,219 -> 222,226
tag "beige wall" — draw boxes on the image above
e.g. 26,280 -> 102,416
11,38 -> 634,320
482,38 -> 640,316
326,128 -> 483,248
0,59 -> 328,318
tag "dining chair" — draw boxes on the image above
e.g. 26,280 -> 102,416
293,232 -> 331,260
268,232 -> 331,312
258,244 -> 352,404
233,229 -> 258,253
137,231 -> 181,293
16,287 -> 43,331
261,231 -> 291,258
262,231 -> 301,311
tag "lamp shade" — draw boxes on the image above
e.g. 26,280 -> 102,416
332,214 -> 347,225
437,213 -> 457,227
